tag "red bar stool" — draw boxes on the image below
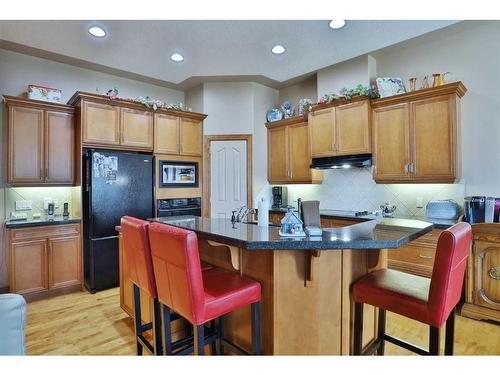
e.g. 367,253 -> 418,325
352,222 -> 472,356
121,216 -> 213,356
148,222 -> 262,355
121,216 -> 163,355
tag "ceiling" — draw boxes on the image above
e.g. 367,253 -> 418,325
0,20 -> 459,90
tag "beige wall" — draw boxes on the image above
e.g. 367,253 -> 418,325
186,82 -> 278,207
0,48 -> 185,288
278,75 -> 317,107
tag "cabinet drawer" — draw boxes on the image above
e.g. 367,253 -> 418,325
10,224 -> 81,242
389,245 -> 435,267
409,229 -> 443,247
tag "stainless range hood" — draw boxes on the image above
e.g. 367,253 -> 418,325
310,154 -> 372,169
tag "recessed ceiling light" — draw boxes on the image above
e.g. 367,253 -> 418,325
170,53 -> 184,62
271,45 -> 286,55
329,20 -> 346,29
88,26 -> 106,38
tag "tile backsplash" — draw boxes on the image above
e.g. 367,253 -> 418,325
4,186 -> 81,219
273,167 -> 465,217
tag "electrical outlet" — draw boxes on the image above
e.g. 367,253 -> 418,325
416,197 -> 424,208
43,197 -> 53,210
15,200 -> 32,211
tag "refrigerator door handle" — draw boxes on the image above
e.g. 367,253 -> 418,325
92,235 -> 119,241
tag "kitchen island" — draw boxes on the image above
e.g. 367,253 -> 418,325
146,216 -> 433,355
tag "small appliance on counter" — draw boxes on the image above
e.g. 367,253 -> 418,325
380,202 -> 397,217
464,196 -> 486,223
426,199 -> 460,220
272,186 -> 288,209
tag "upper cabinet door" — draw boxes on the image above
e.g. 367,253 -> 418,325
8,105 -> 45,184
268,126 -> 289,182
411,95 -> 456,181
179,117 -> 203,156
309,108 -> 335,157
288,122 -> 312,182
45,111 -> 75,184
120,108 -> 153,150
372,103 -> 411,182
335,100 -> 371,155
154,113 -> 179,154
82,101 -> 120,145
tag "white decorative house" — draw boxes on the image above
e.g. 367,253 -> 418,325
280,208 -> 305,236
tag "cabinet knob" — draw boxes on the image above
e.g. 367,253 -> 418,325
488,266 -> 500,280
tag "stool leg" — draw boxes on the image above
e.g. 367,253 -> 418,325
445,307 -> 455,356
152,298 -> 163,355
429,326 -> 440,355
377,309 -> 386,356
133,285 -> 143,356
251,302 -> 261,355
217,316 -> 225,355
193,324 -> 205,355
162,304 -> 172,355
210,321 -> 217,355
353,302 -> 363,355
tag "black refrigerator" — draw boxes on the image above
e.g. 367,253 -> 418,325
82,148 -> 153,293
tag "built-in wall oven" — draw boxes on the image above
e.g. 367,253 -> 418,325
157,197 -> 202,217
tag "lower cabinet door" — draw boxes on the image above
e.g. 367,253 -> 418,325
10,239 -> 48,295
473,241 -> 500,311
48,235 -> 82,290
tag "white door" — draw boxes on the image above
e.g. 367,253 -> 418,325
210,140 -> 247,219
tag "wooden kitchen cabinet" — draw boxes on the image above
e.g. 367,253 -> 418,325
462,224 -> 500,323
266,116 -> 322,184
154,113 -> 204,156
82,101 -> 120,146
388,228 -> 443,278
308,98 -> 371,158
371,82 -> 466,183
372,103 -> 411,181
154,113 -> 179,154
120,107 -> 153,149
69,92 -> 206,153
8,223 -> 82,301
5,96 -> 75,186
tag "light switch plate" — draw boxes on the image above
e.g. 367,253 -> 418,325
15,200 -> 32,211
416,197 -> 424,209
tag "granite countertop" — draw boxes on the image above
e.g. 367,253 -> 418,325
5,216 -> 81,229
269,208 -> 458,229
149,216 -> 433,251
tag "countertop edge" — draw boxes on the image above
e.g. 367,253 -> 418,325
5,218 -> 82,229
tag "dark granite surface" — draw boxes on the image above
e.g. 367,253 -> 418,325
269,208 -> 457,229
149,216 -> 433,250
5,216 -> 81,228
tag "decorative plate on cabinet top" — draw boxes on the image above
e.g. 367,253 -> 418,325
266,108 -> 283,122
375,77 -> 406,98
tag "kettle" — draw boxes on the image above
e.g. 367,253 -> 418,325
380,202 -> 397,217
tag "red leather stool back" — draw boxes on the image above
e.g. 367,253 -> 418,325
427,222 -> 472,327
121,216 -> 157,298
148,222 -> 205,325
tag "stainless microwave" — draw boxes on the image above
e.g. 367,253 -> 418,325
159,160 -> 199,188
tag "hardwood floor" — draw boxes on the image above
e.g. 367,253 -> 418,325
25,288 -> 499,355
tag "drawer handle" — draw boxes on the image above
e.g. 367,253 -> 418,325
418,254 -> 433,260
488,266 -> 500,280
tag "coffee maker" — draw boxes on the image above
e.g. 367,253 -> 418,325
272,186 -> 288,209
464,196 -> 485,223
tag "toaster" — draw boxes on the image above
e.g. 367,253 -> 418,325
426,199 -> 461,220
